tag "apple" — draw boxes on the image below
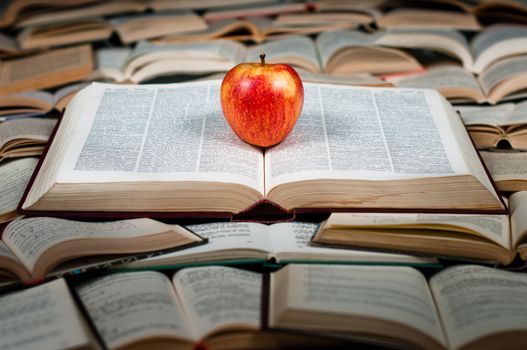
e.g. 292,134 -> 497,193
220,53 -> 304,147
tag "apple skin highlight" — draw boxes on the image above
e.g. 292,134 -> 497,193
220,55 -> 304,147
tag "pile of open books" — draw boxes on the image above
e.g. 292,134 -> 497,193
1,0 -> 527,349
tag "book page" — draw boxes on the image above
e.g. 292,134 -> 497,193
264,83 -> 469,190
316,29 -> 381,68
0,157 -> 38,216
471,25 -> 527,73
173,266 -> 261,339
509,100 -> 527,125
77,271 -> 195,348
268,222 -> 434,264
326,212 -> 510,249
430,265 -> 527,350
375,29 -> 473,70
91,47 -> 131,82
246,36 -> 321,72
0,44 -> 91,85
480,151 -> 527,183
57,81 -> 264,194
392,66 -> 484,98
111,11 -> 208,43
479,56 -> 527,94
0,278 -> 91,350
2,217 -> 175,273
456,103 -> 515,126
0,240 -> 18,261
0,118 -> 56,146
127,40 -> 247,75
273,264 -> 447,347
126,222 -> 273,267
509,191 -> 527,247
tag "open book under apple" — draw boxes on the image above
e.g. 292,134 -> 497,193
20,80 -> 505,217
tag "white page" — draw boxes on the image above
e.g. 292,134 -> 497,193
430,265 -> 527,350
275,264 -> 447,347
0,157 -> 38,215
127,222 -> 273,266
57,81 -> 264,194
77,271 -> 195,348
0,278 -> 91,350
268,222 -> 435,263
264,83 -> 468,190
2,217 -> 174,273
173,266 -> 261,338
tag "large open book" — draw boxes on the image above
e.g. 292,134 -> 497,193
312,191 -> 527,265
21,80 -> 505,218
0,216 -> 204,283
119,221 -> 436,269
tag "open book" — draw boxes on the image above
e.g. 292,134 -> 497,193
0,157 -> 38,223
17,11 -> 208,49
0,83 -> 87,119
355,25 -> 527,74
312,191 -> 527,265
119,221 -> 436,269
480,151 -> 527,191
0,44 -> 93,96
0,118 -> 56,160
270,263 -> 527,350
0,216 -> 203,283
391,59 -> 527,105
20,80 -> 505,217
457,102 -> 527,150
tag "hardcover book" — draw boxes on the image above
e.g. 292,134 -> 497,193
20,80 -> 506,218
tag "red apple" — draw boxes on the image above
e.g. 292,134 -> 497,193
220,53 -> 304,147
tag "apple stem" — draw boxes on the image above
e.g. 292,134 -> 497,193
260,53 -> 265,67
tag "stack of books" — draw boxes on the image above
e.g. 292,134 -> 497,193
1,1 -> 527,349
